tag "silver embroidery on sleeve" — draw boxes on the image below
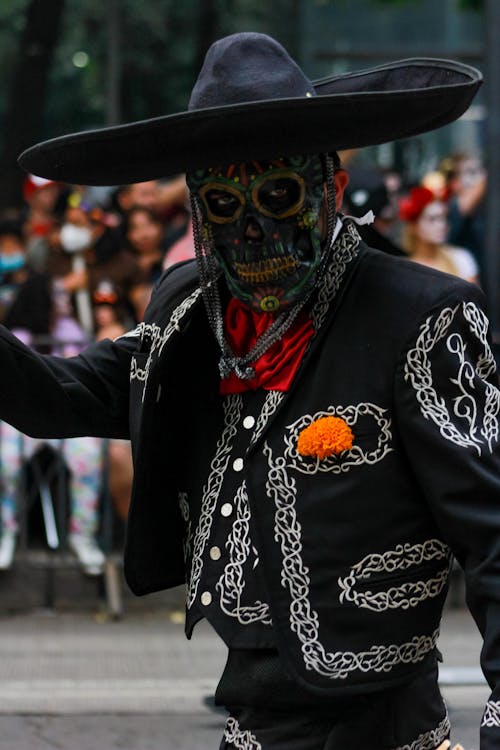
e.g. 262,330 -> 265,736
265,442 -> 439,678
216,481 -> 272,625
284,403 -> 392,475
482,700 -> 500,727
464,302 -> 497,379
391,713 -> 450,750
405,301 -> 500,456
224,717 -> 262,749
129,287 -> 202,400
338,540 -> 451,612
130,356 -> 148,383
186,394 -> 242,608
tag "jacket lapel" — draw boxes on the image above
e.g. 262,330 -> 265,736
246,224 -> 367,452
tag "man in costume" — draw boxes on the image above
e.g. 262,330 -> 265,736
10,32 -> 500,749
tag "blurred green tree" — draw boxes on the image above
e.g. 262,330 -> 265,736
0,0 -> 482,209
0,0 -> 65,208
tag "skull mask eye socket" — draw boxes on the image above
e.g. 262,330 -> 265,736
199,182 -> 245,223
252,170 -> 306,219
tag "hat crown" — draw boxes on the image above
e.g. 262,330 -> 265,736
189,32 -> 315,110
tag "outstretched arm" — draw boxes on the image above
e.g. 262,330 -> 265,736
0,325 -> 138,439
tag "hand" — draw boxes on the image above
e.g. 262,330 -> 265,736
63,269 -> 88,292
436,742 -> 469,750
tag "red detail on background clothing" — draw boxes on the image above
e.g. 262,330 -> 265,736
220,297 -> 314,394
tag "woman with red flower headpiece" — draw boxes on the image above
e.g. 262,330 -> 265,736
399,185 -> 479,284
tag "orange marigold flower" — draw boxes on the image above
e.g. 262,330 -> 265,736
297,416 -> 354,460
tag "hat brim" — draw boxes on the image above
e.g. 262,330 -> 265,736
19,57 -> 482,186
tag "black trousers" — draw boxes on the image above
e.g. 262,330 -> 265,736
218,661 -> 448,750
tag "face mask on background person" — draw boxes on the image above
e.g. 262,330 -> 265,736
60,223 -> 92,254
0,252 -> 25,274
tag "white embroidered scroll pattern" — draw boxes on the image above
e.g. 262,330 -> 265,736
224,717 -> 262,749
129,287 -> 202,401
216,481 -> 272,625
265,442 -> 439,679
465,300 -> 500,451
249,390 -> 285,448
338,539 -> 451,612
482,700 -> 500,727
391,714 -> 451,750
130,356 -> 148,383
312,220 -> 361,332
405,302 -> 500,456
186,394 -> 242,608
283,403 -> 392,475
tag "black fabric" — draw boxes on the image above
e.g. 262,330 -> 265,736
2,270 -> 52,340
353,224 -> 405,257
18,33 -> 482,185
218,661 -> 448,750
215,648 -> 437,711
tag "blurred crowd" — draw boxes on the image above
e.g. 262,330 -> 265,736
0,173 -> 194,577
0,150 -> 486,582
343,150 -> 486,286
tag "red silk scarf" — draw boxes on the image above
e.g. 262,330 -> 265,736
220,297 -> 314,394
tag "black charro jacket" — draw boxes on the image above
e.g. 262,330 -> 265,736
0,223 -> 500,744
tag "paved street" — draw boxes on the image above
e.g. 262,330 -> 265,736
0,578 -> 489,749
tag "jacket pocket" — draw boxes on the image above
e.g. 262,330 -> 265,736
338,539 -> 451,613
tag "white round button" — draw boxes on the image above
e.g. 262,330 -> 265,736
221,503 -> 233,517
233,457 -> 244,472
201,591 -> 212,606
210,546 -> 221,561
243,415 -> 255,430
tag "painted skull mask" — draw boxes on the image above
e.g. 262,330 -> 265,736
187,154 -> 326,313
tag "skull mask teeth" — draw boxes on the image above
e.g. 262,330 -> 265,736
234,255 -> 300,283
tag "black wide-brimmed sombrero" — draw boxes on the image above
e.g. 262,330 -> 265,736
19,32 -> 482,186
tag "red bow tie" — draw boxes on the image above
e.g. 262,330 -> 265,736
220,297 -> 315,394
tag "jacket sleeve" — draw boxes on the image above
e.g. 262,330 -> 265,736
0,324 -> 139,439
394,283 -> 500,749
0,261 -> 201,440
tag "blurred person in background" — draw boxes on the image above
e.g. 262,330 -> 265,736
156,175 -> 190,237
93,281 -> 134,525
162,216 -> 196,270
0,219 -> 105,574
446,152 -> 486,279
113,180 -> 159,218
342,166 -> 404,257
22,174 -> 63,270
124,206 -> 165,321
112,177 -> 190,252
46,198 -> 139,330
93,279 -> 127,341
0,217 -> 51,328
400,185 -> 479,284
